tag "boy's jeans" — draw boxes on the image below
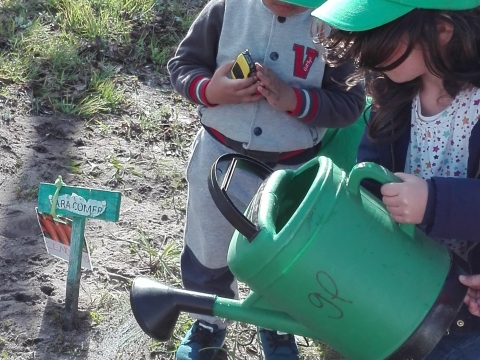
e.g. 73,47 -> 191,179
425,329 -> 480,360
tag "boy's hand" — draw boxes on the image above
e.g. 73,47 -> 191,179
205,61 -> 263,105
380,173 -> 428,224
255,63 -> 297,112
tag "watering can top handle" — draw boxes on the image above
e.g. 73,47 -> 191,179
347,162 -> 401,191
208,153 -> 274,242
347,162 -> 416,238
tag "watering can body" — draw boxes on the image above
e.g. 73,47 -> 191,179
208,154 -> 469,360
130,154 -> 469,360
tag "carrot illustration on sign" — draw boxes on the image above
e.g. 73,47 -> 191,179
37,213 -> 60,242
37,213 -> 71,245
53,219 -> 70,246
61,222 -> 72,241
35,207 -> 93,271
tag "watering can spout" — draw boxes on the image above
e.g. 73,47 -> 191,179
130,276 -> 317,342
130,276 -> 216,341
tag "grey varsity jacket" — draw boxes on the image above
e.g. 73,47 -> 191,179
168,0 -> 365,152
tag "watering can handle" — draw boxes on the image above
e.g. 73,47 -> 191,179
347,162 -> 416,238
208,154 -> 274,242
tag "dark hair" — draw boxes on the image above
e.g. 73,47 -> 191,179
322,7 -> 480,143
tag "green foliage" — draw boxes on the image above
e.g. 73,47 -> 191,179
48,0 -> 155,40
15,185 -> 39,201
0,0 -> 203,117
108,154 -> 143,184
89,310 -> 104,325
131,227 -> 182,281
66,160 -> 83,174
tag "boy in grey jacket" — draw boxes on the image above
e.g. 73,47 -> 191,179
168,0 -> 365,358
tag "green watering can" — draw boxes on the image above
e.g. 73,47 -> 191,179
130,154 -> 470,360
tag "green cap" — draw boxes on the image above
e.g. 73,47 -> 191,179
281,0 -> 326,9
307,0 -> 480,31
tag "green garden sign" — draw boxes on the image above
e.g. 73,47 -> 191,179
37,176 -> 121,328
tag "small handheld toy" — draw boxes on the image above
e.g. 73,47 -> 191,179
231,49 -> 256,79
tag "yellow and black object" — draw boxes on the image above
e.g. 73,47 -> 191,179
231,49 -> 256,79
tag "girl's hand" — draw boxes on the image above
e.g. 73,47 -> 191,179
205,61 -> 264,105
380,173 -> 428,224
459,275 -> 480,317
255,63 -> 297,112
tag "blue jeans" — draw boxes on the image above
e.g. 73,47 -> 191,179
425,329 -> 480,360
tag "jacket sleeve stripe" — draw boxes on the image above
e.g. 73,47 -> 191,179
189,76 -> 214,106
287,87 -> 307,117
288,87 -> 303,116
199,78 -> 215,107
196,78 -> 209,104
303,90 -> 319,123
298,89 -> 311,118
286,88 -> 320,122
189,76 -> 205,104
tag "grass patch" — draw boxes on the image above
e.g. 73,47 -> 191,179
0,0 -> 203,117
130,226 -> 182,282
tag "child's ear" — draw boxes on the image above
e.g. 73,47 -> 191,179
436,18 -> 454,46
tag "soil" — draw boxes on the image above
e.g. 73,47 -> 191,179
0,56 -> 346,360
0,78 -> 198,360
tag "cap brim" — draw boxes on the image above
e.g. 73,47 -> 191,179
281,0 -> 327,9
311,0 -> 415,31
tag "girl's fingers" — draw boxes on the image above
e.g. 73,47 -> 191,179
389,214 -> 404,223
470,306 -> 480,317
381,182 -> 401,197
382,195 -> 399,207
466,296 -> 480,316
386,205 -> 403,217
393,172 -> 412,181
459,275 -> 480,287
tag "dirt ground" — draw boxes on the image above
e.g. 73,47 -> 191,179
0,71 -> 344,359
0,78 -> 195,360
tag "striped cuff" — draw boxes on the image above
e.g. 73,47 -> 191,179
189,76 -> 217,107
287,87 -> 319,123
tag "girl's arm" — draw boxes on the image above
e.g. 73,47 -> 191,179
167,0 -> 225,105
426,176 -> 480,243
357,111 -> 480,242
